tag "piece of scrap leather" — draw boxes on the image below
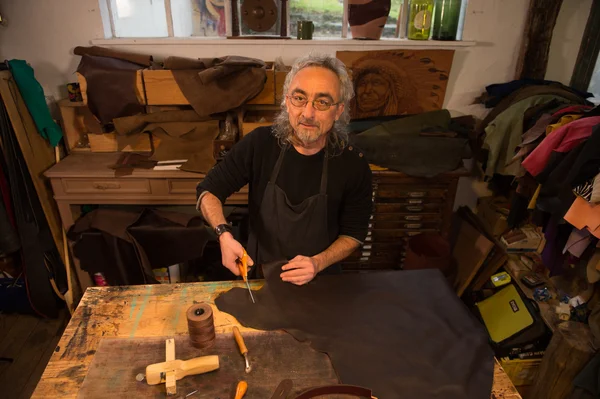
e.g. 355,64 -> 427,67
145,120 -> 220,173
216,262 -> 494,399
163,55 -> 267,117
77,54 -> 145,124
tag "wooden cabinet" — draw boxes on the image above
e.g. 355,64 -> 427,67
342,171 -> 463,272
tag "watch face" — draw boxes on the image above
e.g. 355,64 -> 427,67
216,224 -> 230,236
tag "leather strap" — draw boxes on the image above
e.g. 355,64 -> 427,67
293,384 -> 375,399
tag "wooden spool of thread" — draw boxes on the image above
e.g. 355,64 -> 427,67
186,303 -> 216,349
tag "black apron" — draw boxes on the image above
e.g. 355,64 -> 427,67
248,145 -> 342,277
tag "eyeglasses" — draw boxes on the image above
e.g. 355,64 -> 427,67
286,94 -> 341,111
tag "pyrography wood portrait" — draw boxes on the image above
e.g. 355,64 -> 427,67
337,49 -> 455,119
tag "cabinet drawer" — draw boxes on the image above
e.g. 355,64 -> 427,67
374,203 -> 443,213
167,179 -> 201,194
369,220 -> 442,230
62,178 -> 151,194
374,186 -> 448,200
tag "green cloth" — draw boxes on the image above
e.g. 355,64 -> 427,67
483,95 -> 570,177
8,60 -> 63,147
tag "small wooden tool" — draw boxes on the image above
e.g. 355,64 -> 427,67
234,381 -> 248,399
233,327 -> 252,373
145,338 -> 220,395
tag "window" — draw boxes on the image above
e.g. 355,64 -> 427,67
100,0 -> 465,40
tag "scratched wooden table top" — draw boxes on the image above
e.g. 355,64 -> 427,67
32,281 -> 522,398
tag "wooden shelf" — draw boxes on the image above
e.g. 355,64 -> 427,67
505,255 -> 560,333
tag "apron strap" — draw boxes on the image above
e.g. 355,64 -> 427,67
319,147 -> 328,195
269,145 -> 287,183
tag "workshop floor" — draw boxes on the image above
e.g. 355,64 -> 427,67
0,308 -> 68,398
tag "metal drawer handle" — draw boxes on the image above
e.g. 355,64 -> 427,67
404,223 -> 423,229
404,215 -> 423,221
409,191 -> 426,198
408,199 -> 423,204
406,206 -> 424,212
93,183 -> 121,190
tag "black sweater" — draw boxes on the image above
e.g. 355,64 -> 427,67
197,126 -> 373,245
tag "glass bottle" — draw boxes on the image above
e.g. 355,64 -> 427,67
432,0 -> 462,40
407,0 -> 434,40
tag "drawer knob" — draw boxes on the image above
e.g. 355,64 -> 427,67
93,183 -> 121,190
406,206 -> 424,212
409,191 -> 426,198
404,215 -> 423,221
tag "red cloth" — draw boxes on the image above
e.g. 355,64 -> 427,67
522,116 -> 600,176
552,105 -> 593,118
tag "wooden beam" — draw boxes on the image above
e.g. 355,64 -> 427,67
515,0 -> 564,80
530,321 -> 595,399
570,0 -> 600,91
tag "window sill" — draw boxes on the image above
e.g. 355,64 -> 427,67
91,37 -> 476,47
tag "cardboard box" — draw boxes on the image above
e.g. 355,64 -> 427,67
477,196 -> 510,237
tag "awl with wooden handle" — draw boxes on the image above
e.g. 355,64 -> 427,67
234,381 -> 248,399
233,326 -> 252,373
237,250 -> 255,303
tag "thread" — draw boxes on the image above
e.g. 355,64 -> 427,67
186,303 -> 216,349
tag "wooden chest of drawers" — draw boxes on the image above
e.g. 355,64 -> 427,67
341,171 -> 464,272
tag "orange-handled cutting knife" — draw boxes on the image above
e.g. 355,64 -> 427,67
237,250 -> 255,303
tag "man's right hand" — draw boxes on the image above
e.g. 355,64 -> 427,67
219,232 -> 254,276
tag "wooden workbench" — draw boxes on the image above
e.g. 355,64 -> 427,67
32,281 -> 521,398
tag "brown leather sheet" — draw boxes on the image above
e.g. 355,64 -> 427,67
74,46 -> 152,66
164,56 -> 267,117
146,120 -> 219,173
77,333 -> 338,398
77,54 -> 145,124
216,263 -> 494,398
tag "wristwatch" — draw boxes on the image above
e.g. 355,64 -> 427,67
215,223 -> 232,238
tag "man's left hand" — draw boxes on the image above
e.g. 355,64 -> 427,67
280,255 -> 319,285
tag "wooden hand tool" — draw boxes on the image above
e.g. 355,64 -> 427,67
233,326 -> 252,373
234,381 -> 248,399
237,249 -> 255,303
145,338 -> 220,395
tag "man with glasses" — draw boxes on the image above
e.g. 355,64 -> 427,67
196,53 -> 372,285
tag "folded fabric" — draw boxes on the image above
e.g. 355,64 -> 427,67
545,114 -> 583,135
523,116 -> 600,177
563,228 -> 591,258
552,104 -> 593,118
483,95 -> 569,177
510,113 -> 554,167
564,196 -> 600,239
8,60 -> 63,147
477,84 -> 589,135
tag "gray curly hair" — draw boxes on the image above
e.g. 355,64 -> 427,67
272,53 -> 354,155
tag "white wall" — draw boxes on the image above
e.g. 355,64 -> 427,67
545,0 -> 592,85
